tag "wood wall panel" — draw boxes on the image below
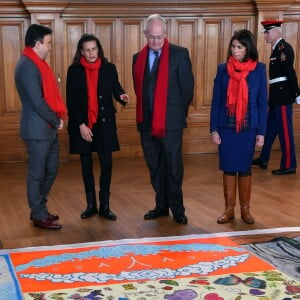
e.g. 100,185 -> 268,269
0,0 -> 300,162
203,20 -> 223,109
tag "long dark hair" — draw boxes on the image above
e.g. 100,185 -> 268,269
72,33 -> 107,65
227,29 -> 258,61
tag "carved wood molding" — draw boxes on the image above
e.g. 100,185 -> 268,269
63,0 -> 255,17
21,0 -> 69,13
253,0 -> 296,12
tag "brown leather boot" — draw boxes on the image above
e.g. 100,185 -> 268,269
217,174 -> 236,224
238,175 -> 254,224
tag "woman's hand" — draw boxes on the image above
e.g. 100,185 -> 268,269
211,131 -> 221,145
79,123 -> 93,142
256,135 -> 264,147
120,94 -> 130,103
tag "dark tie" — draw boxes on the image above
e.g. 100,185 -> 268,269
151,50 -> 160,73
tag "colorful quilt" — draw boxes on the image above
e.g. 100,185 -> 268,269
1,232 -> 300,299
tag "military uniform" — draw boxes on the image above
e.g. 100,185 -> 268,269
253,21 -> 300,174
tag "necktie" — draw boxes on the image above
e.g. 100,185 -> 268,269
151,50 -> 159,73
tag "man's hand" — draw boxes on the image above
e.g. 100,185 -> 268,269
58,119 -> 64,130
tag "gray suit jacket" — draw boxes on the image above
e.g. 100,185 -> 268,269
15,56 -> 60,140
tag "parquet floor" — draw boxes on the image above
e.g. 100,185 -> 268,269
0,150 -> 299,249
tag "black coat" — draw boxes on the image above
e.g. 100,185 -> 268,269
269,39 -> 300,107
66,61 -> 126,154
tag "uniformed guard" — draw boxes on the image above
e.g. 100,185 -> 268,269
253,20 -> 300,175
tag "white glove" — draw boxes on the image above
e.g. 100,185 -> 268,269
296,95 -> 300,104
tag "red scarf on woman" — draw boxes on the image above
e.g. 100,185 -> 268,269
133,39 -> 169,137
80,57 -> 101,129
226,56 -> 257,132
23,47 -> 67,119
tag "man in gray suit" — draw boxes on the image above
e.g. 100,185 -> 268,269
132,14 -> 194,224
15,24 -> 67,229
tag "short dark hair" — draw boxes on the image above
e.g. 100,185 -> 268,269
25,24 -> 52,48
72,33 -> 107,65
227,29 -> 258,61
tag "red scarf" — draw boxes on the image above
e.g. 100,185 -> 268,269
80,57 -> 101,129
133,39 -> 169,137
23,47 -> 67,119
226,56 -> 257,132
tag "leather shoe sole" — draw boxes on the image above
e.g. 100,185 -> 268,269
173,214 -> 188,225
252,158 -> 268,169
32,218 -> 62,230
30,212 -> 59,221
144,209 -> 169,220
272,168 -> 296,175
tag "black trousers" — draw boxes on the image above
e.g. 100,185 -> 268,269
80,152 -> 112,194
140,129 -> 185,215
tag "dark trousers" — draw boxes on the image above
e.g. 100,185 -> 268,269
80,152 -> 112,193
24,134 -> 59,220
260,105 -> 297,169
140,129 -> 185,215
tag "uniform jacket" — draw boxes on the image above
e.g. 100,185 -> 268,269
15,56 -> 61,140
132,43 -> 194,132
66,61 -> 126,154
269,39 -> 300,106
210,62 -> 268,136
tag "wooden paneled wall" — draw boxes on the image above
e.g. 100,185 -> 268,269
1,0 -> 300,162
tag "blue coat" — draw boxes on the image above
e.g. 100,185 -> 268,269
210,62 -> 268,136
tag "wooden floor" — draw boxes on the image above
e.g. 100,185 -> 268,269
0,150 -> 300,249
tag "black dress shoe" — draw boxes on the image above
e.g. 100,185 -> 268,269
173,214 -> 188,225
272,168 -> 296,175
252,157 -> 268,169
30,212 -> 59,221
144,209 -> 169,220
32,218 -> 62,230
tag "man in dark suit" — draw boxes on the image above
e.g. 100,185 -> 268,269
253,20 -> 300,175
15,24 -> 67,229
132,14 -> 194,224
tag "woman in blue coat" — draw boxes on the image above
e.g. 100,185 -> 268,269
67,34 -> 129,220
210,29 -> 268,224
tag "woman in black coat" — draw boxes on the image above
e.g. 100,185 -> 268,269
67,34 -> 129,220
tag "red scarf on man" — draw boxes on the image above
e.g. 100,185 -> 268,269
226,56 -> 257,132
80,57 -> 101,129
133,39 -> 169,137
23,47 -> 67,120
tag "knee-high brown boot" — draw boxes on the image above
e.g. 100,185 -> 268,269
217,174 -> 236,224
238,175 -> 254,224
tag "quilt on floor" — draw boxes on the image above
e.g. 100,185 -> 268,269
1,234 -> 300,299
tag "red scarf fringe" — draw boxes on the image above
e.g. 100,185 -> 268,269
80,57 -> 101,129
133,39 -> 169,137
23,47 -> 67,120
226,56 -> 257,132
